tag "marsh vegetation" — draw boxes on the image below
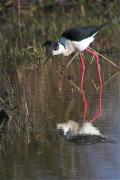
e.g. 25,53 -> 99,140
0,1 -> 120,179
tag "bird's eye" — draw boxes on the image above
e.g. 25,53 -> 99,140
53,43 -> 59,50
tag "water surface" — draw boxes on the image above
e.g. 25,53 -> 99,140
0,53 -> 120,180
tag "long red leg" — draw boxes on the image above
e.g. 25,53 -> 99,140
86,48 -> 102,123
80,52 -> 85,90
79,53 -> 88,122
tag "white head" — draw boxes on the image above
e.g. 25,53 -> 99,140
57,120 -> 80,136
57,123 -> 70,135
43,41 -> 67,64
43,41 -> 65,55
52,42 -> 65,56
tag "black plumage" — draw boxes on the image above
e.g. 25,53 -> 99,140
61,23 -> 106,41
67,134 -> 107,145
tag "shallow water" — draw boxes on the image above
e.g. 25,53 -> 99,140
0,53 -> 120,179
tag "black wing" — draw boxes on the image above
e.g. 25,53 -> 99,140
61,23 -> 106,41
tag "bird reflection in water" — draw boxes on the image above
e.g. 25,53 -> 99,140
57,120 -> 107,145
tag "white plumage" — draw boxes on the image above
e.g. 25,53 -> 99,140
72,35 -> 95,52
57,120 -> 102,136
43,23 -> 106,64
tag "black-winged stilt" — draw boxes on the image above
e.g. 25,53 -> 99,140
43,23 -> 107,123
56,120 -> 107,144
43,23 -> 106,61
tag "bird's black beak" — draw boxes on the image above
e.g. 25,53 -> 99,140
43,53 -> 53,65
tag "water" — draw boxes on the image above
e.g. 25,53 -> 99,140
0,54 -> 120,179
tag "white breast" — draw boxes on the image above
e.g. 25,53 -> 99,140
72,36 -> 95,52
59,37 -> 75,56
79,122 -> 101,136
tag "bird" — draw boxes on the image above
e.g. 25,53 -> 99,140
43,23 -> 107,123
56,120 -> 107,145
57,120 -> 102,136
43,23 -> 106,62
